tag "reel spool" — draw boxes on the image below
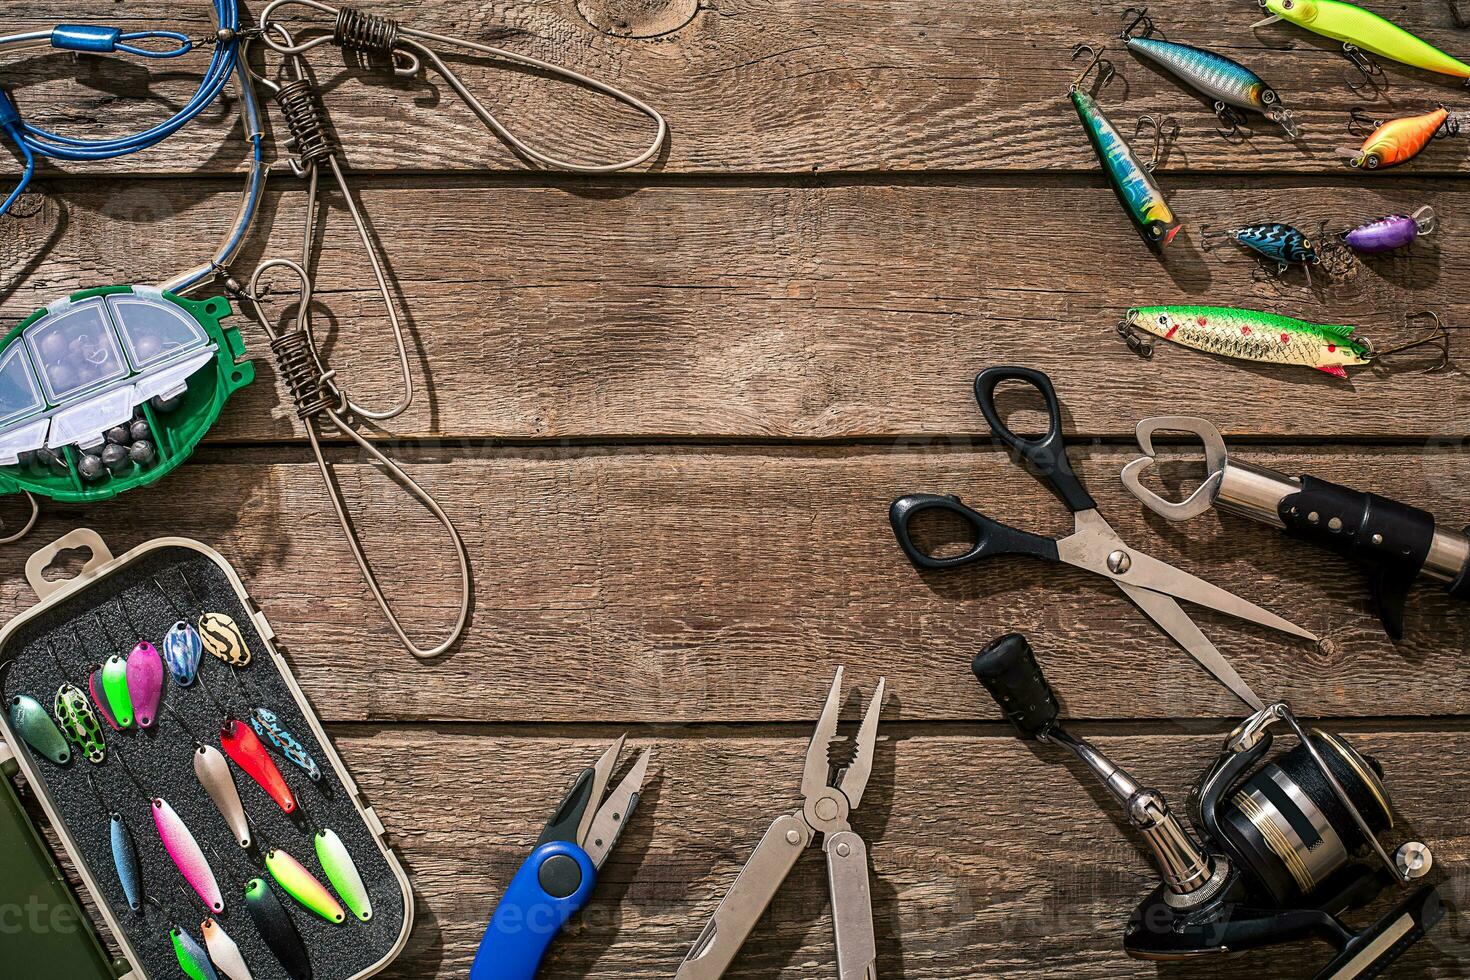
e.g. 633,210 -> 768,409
973,633 -> 1441,976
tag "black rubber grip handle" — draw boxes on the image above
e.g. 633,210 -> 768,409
971,633 -> 1059,738
889,494 -> 1060,571
973,367 -> 1096,514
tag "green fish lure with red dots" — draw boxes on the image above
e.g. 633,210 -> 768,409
1118,306 -> 1371,378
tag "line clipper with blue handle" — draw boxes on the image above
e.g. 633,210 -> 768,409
470,736 -> 652,980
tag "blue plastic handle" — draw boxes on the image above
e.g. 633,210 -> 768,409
469,841 -> 597,980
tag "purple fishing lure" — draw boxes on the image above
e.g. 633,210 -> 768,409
1343,206 -> 1436,254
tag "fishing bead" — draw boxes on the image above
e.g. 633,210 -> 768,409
129,418 -> 152,442
129,440 -> 156,465
101,443 -> 130,474
105,425 -> 130,445
77,453 -> 106,482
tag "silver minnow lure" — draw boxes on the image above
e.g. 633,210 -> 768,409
1123,17 -> 1298,138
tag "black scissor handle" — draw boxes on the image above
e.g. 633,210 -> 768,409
889,493 -> 1061,571
973,367 -> 1096,514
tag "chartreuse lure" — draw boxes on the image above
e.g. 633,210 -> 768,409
1120,306 -> 1371,376
1256,0 -> 1470,81
265,848 -> 346,924
244,877 -> 313,980
1070,46 -> 1180,249
316,828 -> 372,922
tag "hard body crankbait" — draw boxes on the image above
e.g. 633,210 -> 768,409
265,848 -> 346,924
1206,222 -> 1323,277
202,917 -> 253,980
221,718 -> 298,814
1120,306 -> 1370,377
1347,106 -> 1458,169
250,708 -> 322,782
316,828 -> 372,922
1257,0 -> 1470,82
1070,47 -> 1179,249
1343,207 -> 1436,253
1122,11 -> 1298,136
244,878 -> 313,980
152,797 -> 225,913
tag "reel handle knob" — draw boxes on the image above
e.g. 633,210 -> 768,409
972,633 -> 1060,738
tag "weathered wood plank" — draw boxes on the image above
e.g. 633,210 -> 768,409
4,444 -> 1465,722
5,178 -> 1470,441
4,1 -> 1470,175
337,727 -> 1470,978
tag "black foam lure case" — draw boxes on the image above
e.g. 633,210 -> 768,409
0,529 -> 413,979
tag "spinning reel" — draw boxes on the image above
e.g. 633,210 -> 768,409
973,633 -> 1442,978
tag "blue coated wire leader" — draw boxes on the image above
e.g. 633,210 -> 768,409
0,1 -> 244,215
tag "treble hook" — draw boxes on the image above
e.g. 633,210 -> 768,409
1116,316 -> 1155,358
1120,6 -> 1158,39
255,0 -> 667,174
1134,114 -> 1178,171
1346,107 -> 1381,137
1070,43 -> 1116,93
1213,101 -> 1248,141
1435,106 -> 1462,139
1370,310 -> 1453,373
1341,44 -> 1386,97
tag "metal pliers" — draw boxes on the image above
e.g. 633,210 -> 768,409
677,669 -> 886,980
470,737 -> 652,980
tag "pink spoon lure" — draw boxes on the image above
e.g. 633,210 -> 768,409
152,797 -> 224,914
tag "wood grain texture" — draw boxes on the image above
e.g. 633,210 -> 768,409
4,443 -> 1465,723
338,726 -> 1470,978
5,0 -> 1470,175
5,177 -> 1470,441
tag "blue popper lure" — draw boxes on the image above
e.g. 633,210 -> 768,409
1069,46 -> 1180,250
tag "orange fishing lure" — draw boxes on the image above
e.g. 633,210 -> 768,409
1346,106 -> 1458,169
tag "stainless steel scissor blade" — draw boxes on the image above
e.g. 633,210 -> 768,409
1057,510 -> 1318,641
1114,579 -> 1265,711
583,747 -> 651,869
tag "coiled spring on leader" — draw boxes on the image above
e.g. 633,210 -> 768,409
332,7 -> 399,54
270,78 -> 340,171
249,28 -> 414,422
269,328 -> 338,420
257,0 -> 668,173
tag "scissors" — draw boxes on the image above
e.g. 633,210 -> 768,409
888,366 -> 1318,712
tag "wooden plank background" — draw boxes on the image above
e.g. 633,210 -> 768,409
3,2 -> 1469,978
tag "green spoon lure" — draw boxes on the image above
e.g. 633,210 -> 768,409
8,691 -> 71,765
54,682 -> 106,764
